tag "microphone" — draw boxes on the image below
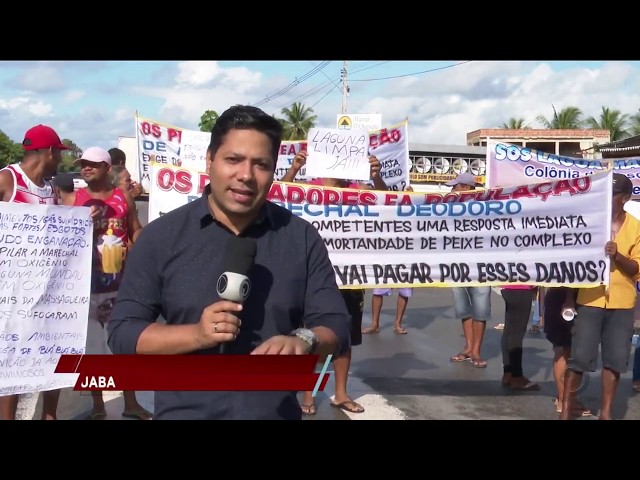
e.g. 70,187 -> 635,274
216,236 -> 257,353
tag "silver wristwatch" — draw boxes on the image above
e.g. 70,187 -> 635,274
290,328 -> 318,354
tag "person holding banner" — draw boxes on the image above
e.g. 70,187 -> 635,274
561,173 -> 640,420
67,146 -> 151,420
282,149 -> 386,415
0,124 -> 69,420
445,173 -> 492,369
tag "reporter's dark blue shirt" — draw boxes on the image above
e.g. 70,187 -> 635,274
107,188 -> 351,420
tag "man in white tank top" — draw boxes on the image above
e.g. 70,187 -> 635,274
0,124 -> 68,420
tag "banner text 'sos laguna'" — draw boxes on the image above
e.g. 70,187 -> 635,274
486,139 -> 640,198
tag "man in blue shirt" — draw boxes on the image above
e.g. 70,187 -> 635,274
107,105 -> 351,420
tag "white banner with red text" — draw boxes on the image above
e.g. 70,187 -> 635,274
267,170 -> 613,288
146,119 -> 412,222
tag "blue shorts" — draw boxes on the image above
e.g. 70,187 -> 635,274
372,288 -> 413,298
452,286 -> 491,321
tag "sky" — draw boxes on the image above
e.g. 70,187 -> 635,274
0,60 -> 639,152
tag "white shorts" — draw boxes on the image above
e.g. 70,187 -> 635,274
85,292 -> 117,355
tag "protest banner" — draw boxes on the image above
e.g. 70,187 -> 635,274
305,127 -> 370,181
146,116 -> 412,221
275,141 -> 307,181
486,139 -> 640,198
0,203 -> 93,396
268,169 -> 613,289
368,120 -> 411,191
148,160 -> 208,221
135,114 -> 184,194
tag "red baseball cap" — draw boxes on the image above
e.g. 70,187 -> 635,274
22,124 -> 69,151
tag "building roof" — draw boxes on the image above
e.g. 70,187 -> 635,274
409,142 -> 485,156
596,134 -> 640,153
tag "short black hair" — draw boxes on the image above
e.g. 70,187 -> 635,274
108,147 -> 126,167
52,173 -> 75,193
208,105 -> 283,169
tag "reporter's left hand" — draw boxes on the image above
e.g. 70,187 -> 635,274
250,335 -> 310,355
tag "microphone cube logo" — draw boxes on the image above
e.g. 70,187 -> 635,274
217,274 -> 228,295
240,279 -> 251,300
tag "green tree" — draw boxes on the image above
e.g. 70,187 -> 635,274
583,106 -> 630,141
198,110 -> 219,132
499,118 -> 530,129
0,130 -> 24,168
628,109 -> 640,137
278,102 -> 317,140
57,139 -> 82,172
536,105 -> 584,129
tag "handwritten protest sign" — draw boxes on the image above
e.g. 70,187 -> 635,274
179,129 -> 210,171
305,128 -> 370,181
0,203 -> 93,396
486,140 -> 640,199
268,170 -> 613,288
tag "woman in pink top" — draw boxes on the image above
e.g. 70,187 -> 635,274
500,285 -> 540,390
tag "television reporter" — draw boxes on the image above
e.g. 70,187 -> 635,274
107,105 -> 351,420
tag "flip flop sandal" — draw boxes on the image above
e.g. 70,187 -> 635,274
300,404 -> 317,416
470,358 -> 488,368
510,381 -> 541,391
450,353 -> 472,362
361,327 -> 380,334
331,401 -> 365,414
87,411 -> 107,420
393,327 -> 408,335
122,408 -> 153,420
554,398 -> 592,416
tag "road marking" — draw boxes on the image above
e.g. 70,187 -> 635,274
331,393 -> 407,420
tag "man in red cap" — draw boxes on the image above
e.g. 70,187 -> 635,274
0,124 -> 69,420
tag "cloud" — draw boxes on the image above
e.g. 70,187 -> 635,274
2,60 -> 640,152
8,66 -> 66,93
64,90 -> 85,103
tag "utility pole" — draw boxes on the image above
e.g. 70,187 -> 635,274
341,61 -> 348,114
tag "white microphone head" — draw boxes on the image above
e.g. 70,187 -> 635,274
216,272 -> 251,303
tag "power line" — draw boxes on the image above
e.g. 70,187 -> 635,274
253,61 -> 332,107
349,61 -> 472,81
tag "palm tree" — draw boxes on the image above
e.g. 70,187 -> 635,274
536,105 -> 584,129
499,118 -> 530,129
58,139 -> 82,172
583,106 -> 630,141
279,102 -> 317,140
628,109 -> 640,137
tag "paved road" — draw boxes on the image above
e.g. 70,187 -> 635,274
31,286 -> 639,420
28,199 -> 640,420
